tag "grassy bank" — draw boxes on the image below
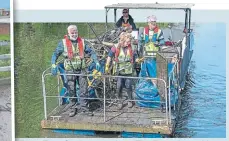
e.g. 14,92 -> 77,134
0,35 -> 10,78
14,22 -> 169,138
0,34 -> 10,40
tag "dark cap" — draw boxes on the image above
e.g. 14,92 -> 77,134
123,9 -> 129,12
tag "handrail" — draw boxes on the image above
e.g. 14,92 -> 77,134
42,68 -> 171,125
0,40 -> 10,73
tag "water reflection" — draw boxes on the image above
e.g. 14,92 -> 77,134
175,23 -> 226,138
174,61 -> 196,138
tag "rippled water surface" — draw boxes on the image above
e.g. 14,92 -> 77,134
174,23 -> 226,138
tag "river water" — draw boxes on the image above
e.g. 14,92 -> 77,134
174,23 -> 226,138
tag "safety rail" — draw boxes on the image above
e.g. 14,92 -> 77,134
0,40 -> 10,84
41,62 -> 179,127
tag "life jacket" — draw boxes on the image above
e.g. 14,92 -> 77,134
144,26 -> 161,43
121,18 -> 131,28
122,22 -> 131,27
113,44 -> 134,75
114,44 -> 133,63
62,35 -> 85,70
63,35 -> 84,59
143,26 -> 161,55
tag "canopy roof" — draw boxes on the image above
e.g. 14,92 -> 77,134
105,3 -> 194,10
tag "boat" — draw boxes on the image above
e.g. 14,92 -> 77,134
41,3 -> 195,138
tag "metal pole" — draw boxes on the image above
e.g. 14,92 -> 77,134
169,27 -> 173,42
173,71 -> 175,111
88,24 -> 90,39
184,9 -> 188,30
188,8 -> 192,54
114,9 -> 117,23
87,23 -> 102,44
165,80 -> 168,125
188,8 -> 191,33
168,77 -> 171,124
57,75 -> 60,106
103,77 -> 106,122
105,9 -> 108,32
42,75 -> 47,119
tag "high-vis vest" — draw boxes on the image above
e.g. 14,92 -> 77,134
121,18 -> 131,28
62,35 -> 86,71
143,26 -> 161,55
144,26 -> 162,43
113,44 -> 133,75
122,22 -> 131,28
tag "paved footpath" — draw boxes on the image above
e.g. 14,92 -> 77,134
0,84 -> 11,141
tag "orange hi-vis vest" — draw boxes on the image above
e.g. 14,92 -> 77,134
144,26 -> 161,43
63,35 -> 84,60
62,35 -> 86,70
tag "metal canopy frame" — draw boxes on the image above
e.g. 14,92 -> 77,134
105,3 -> 194,9
104,3 -> 194,32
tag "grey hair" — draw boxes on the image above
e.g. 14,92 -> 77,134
67,25 -> 78,31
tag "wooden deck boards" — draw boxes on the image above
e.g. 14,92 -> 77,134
41,104 -> 174,135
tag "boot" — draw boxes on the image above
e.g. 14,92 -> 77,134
127,90 -> 134,108
68,98 -> 78,117
118,102 -> 124,110
117,89 -> 124,109
69,99 -> 77,108
60,98 -> 64,105
69,108 -> 78,117
160,104 -> 166,113
127,101 -> 134,108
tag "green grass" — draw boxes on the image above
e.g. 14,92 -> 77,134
0,59 -> 11,78
0,34 -> 10,40
14,22 -> 170,138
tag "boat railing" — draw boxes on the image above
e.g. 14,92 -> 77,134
42,55 -> 181,125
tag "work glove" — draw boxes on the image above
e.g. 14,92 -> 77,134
136,57 -> 144,64
51,64 -> 58,76
136,58 -> 140,63
105,64 -> 109,74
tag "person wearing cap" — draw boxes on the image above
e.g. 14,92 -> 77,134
51,25 -> 100,117
116,9 -> 137,30
136,15 -> 166,78
143,15 -> 165,46
137,15 -> 166,110
105,32 -> 138,109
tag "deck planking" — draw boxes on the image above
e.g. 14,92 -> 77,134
41,103 -> 175,135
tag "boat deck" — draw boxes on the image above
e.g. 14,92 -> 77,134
41,103 -> 175,135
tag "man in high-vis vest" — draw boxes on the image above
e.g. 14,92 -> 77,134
51,25 -> 100,117
105,32 -> 137,109
116,9 -> 137,30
